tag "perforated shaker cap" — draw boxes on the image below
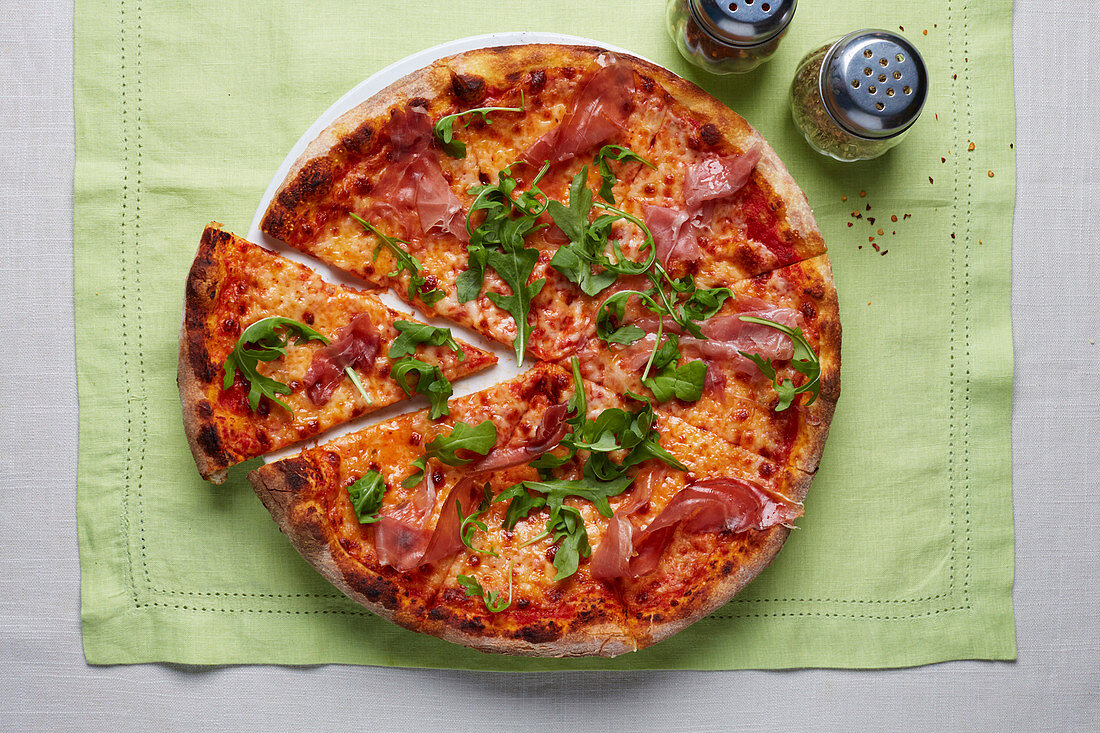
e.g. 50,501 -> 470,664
819,30 -> 929,139
688,0 -> 798,47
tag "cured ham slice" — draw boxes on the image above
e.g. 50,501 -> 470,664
368,105 -> 469,241
372,470 -> 438,571
520,60 -> 636,166
621,298 -> 803,382
303,313 -> 381,405
468,403 -> 570,472
683,144 -> 762,208
645,204 -> 701,268
644,144 -> 763,266
590,466 -> 664,580
593,476 -> 801,579
420,477 -> 482,566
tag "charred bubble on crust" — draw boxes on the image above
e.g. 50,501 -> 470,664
274,456 -> 327,495
277,157 -> 336,216
187,338 -> 216,384
347,571 -> 401,608
338,122 -> 375,157
516,621 -> 563,644
408,96 -> 429,109
459,616 -> 487,634
450,73 -> 487,105
528,69 -> 547,93
196,423 -> 228,463
699,123 -> 722,147
800,302 -> 817,320
197,400 -> 213,418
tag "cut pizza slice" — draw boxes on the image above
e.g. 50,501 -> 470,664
426,369 -> 807,654
179,225 -> 496,483
247,363 -> 577,641
567,254 -> 840,474
425,374 -> 637,657
610,75 -> 827,282
602,411 -> 812,650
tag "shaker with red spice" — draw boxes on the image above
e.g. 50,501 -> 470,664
666,0 -> 797,74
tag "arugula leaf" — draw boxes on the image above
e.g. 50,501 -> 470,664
223,316 -> 329,412
546,506 -> 591,581
462,165 -> 549,362
388,320 -> 463,360
455,242 -> 488,303
595,290 -> 651,345
457,484 -> 498,557
402,419 -> 498,489
737,315 -> 822,411
346,470 -> 387,524
547,176 -> 655,298
593,144 -> 655,204
427,420 -> 498,466
643,359 -> 708,403
457,561 -> 513,613
678,285 -> 734,324
433,92 -> 525,158
349,213 -> 445,306
389,356 -> 453,419
484,248 -> 546,365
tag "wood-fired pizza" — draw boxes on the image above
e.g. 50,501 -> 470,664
179,44 -> 840,656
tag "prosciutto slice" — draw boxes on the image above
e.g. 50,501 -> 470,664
368,105 -> 468,241
645,204 -> 701,268
303,314 -> 380,405
467,403 -> 570,473
420,477 -> 482,566
520,60 -> 636,166
593,476 -> 802,579
372,470 -> 438,571
644,144 -> 763,266
683,144 -> 763,208
590,466 -> 666,580
621,298 -> 803,383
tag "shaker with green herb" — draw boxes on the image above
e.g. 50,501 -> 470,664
790,30 -> 928,161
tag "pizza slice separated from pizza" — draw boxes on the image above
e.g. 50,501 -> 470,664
179,225 -> 496,483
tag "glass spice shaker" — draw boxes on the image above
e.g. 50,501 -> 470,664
790,30 -> 929,161
666,0 -> 797,75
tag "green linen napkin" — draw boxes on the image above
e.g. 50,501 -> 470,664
76,0 -> 1016,669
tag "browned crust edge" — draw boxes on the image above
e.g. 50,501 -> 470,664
178,223 -> 234,484
248,457 -> 431,633
630,468 -> 815,650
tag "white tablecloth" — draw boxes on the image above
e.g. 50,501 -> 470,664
1,2 -> 1096,729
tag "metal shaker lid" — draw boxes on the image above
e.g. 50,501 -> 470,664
687,0 -> 798,48
819,30 -> 929,139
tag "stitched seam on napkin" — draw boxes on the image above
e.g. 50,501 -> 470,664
120,4 -> 976,617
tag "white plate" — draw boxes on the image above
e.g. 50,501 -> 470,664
250,33 -> 640,461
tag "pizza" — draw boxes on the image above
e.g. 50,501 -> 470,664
180,43 -> 840,656
179,224 -> 496,483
